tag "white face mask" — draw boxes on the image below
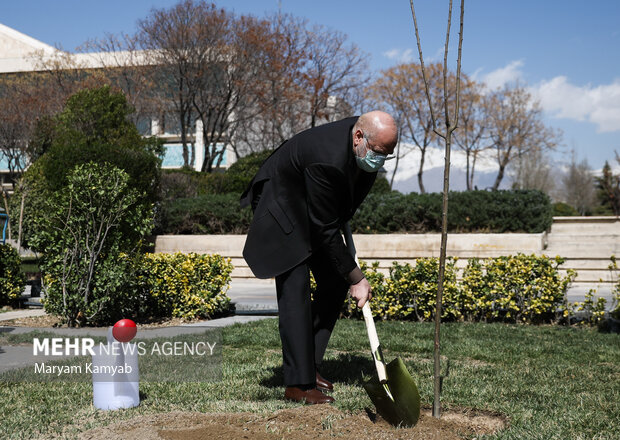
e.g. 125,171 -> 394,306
355,137 -> 387,172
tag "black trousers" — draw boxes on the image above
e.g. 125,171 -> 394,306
275,252 -> 349,386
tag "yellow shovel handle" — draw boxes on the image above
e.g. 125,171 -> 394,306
362,302 -> 388,383
343,223 -> 388,384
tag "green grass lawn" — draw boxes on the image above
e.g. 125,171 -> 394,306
0,319 -> 618,439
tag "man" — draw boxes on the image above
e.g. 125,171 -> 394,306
240,111 -> 397,404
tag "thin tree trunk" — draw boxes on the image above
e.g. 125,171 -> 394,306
418,150 -> 426,193
465,151 -> 471,190
470,151 -> 478,190
190,141 -> 196,168
17,191 -> 25,250
411,0 -> 464,419
493,163 -> 506,190
390,139 -> 401,189
2,190 -> 11,241
181,111 -> 189,167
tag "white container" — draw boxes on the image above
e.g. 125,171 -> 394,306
91,327 -> 140,410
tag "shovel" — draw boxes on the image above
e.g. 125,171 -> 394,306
343,223 -> 421,427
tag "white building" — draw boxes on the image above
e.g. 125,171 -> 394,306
0,23 -> 236,175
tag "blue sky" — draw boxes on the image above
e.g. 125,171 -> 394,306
2,0 -> 619,170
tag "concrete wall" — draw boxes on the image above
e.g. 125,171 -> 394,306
546,216 -> 619,284
154,217 -> 619,285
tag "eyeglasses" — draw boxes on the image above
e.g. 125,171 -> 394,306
363,134 -> 396,161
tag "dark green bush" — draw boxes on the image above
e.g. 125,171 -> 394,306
36,86 -> 162,201
553,202 -> 579,217
155,189 -> 552,235
0,244 -> 25,306
36,163 -> 152,327
16,86 -> 162,251
369,175 -> 392,194
158,150 -> 272,202
156,193 -> 252,235
222,150 -> 272,193
352,190 -> 552,233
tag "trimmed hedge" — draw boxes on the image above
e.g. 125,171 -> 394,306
155,193 -> 252,235
552,202 -> 579,217
0,244 -> 25,306
340,254 -> 575,324
351,190 -> 553,233
41,251 -> 232,325
135,252 -> 233,321
156,189 -> 552,235
222,150 -> 273,193
158,150 -> 273,201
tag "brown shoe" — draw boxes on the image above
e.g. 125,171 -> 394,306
316,371 -> 334,393
284,387 -> 335,404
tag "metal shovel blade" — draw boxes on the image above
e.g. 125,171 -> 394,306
363,357 -> 421,427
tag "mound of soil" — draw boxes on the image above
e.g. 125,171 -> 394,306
78,405 -> 507,440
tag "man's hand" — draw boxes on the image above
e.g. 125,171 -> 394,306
350,277 -> 372,308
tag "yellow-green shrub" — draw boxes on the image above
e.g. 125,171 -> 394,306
611,255 -> 620,320
571,256 -> 620,325
342,258 -> 461,321
341,254 -> 575,324
136,252 -> 233,321
461,254 -> 575,323
570,289 -> 607,325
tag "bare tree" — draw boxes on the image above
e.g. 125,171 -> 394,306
192,13 -> 276,172
411,0 -> 465,419
229,13 -> 309,156
453,78 -> 492,190
484,83 -> 560,190
369,63 -> 455,193
388,112 -> 407,189
137,0 -> 226,168
80,33 -> 159,131
301,25 -> 370,129
229,15 -> 370,158
561,152 -> 596,215
32,46 -> 106,101
0,72 -> 73,245
510,146 -> 555,194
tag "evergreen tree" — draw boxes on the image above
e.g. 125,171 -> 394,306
595,160 -> 620,215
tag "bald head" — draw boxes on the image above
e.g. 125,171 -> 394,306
352,111 -> 398,155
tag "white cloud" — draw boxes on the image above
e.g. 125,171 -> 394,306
383,48 -> 400,59
475,60 -> 620,133
475,59 -> 525,91
532,76 -> 620,132
383,48 -> 414,64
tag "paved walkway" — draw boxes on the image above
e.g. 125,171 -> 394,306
0,281 -> 280,374
0,313 -> 273,374
228,278 -> 617,311
0,309 -> 46,322
227,280 -> 278,314
2,277 -> 615,325
1,278 -> 616,374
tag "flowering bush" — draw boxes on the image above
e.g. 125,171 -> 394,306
135,252 -> 233,321
570,255 -> 620,326
340,254 -> 576,324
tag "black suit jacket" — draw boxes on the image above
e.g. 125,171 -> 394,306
240,117 -> 376,282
